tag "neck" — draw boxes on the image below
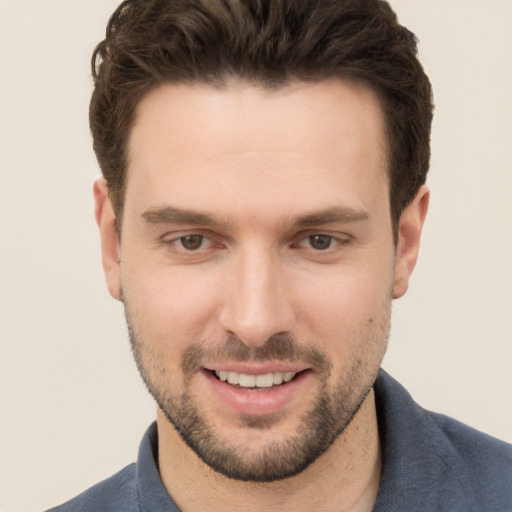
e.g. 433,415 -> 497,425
157,390 -> 381,512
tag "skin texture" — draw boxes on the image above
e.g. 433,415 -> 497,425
95,79 -> 429,511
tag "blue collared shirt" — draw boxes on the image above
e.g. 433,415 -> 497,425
47,370 -> 512,511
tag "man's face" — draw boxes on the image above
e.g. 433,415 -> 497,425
96,79 -> 425,481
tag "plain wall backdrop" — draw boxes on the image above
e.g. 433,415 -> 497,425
1,1 -> 511,511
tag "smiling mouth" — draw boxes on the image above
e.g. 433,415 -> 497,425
212,370 -> 302,389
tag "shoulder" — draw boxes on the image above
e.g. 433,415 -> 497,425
427,410 -> 512,504
374,370 -> 512,511
45,463 -> 138,512
429,409 -> 512,463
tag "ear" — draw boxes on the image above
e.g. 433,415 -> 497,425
94,178 -> 122,301
392,185 -> 429,299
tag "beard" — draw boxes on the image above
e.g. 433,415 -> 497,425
125,303 -> 389,483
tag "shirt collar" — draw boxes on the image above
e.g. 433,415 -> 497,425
373,369 -> 476,511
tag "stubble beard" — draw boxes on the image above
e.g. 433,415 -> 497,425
125,306 -> 389,483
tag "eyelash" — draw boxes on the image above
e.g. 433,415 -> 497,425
163,232 -> 350,253
165,233 -> 218,252
294,234 -> 346,251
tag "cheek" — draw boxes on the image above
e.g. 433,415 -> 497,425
122,264 -> 224,353
294,265 -> 392,349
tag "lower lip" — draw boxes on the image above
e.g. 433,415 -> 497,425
201,369 -> 310,416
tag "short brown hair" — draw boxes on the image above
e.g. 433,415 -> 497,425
90,0 -> 433,236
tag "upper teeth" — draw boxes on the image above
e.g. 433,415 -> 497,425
215,370 -> 297,388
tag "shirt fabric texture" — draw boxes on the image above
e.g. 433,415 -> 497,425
47,370 -> 512,511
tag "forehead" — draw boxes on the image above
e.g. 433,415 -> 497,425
129,78 -> 387,160
125,79 -> 389,221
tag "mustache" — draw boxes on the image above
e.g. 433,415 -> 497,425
182,333 -> 332,378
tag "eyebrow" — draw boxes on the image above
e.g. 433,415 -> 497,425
293,207 -> 369,227
142,205 -> 369,228
142,206 -> 224,227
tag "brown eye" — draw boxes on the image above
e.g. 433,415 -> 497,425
179,235 -> 205,250
308,235 -> 333,250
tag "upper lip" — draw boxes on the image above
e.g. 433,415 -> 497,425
202,363 -> 309,375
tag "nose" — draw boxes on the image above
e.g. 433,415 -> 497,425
218,247 -> 295,347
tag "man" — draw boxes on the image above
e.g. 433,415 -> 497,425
47,0 -> 512,511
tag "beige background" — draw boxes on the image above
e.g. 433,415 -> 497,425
1,1 -> 511,511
